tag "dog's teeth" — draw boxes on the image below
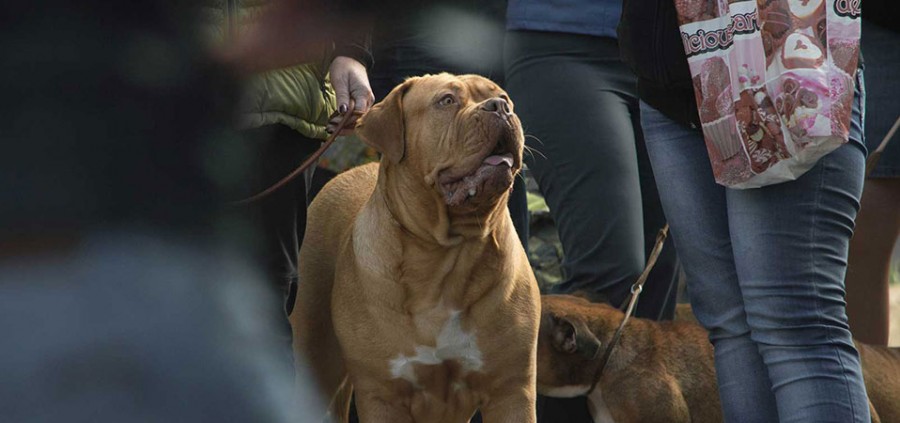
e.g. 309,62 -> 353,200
468,188 -> 476,197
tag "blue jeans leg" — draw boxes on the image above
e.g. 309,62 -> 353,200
640,103 -> 778,423
725,142 -> 869,422
642,91 -> 869,422
724,82 -> 869,422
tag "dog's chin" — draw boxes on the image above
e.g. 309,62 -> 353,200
439,153 -> 516,210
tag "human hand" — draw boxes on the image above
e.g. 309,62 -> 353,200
327,56 -> 374,136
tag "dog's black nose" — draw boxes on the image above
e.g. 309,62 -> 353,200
480,97 -> 511,115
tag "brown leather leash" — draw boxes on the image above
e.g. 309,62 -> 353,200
231,100 -> 359,206
587,223 -> 669,395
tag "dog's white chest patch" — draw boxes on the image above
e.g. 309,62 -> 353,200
587,389 -> 616,423
389,311 -> 483,385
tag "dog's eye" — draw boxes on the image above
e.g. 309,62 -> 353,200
438,95 -> 456,107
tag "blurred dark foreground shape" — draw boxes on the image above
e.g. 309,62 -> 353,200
0,234 -> 321,422
0,1 -> 355,421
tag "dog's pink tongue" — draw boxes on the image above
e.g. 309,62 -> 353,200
483,153 -> 514,167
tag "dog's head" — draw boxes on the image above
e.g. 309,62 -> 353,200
537,295 -> 607,397
356,73 -> 523,216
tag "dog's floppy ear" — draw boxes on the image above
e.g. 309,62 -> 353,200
550,315 -> 602,360
355,80 -> 411,164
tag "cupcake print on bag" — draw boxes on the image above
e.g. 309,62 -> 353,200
676,0 -> 860,188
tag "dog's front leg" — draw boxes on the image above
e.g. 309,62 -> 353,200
480,388 -> 536,423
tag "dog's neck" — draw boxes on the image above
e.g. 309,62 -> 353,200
589,308 -> 653,380
352,165 -> 521,311
378,163 -> 512,247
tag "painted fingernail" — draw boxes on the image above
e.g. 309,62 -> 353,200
339,104 -> 347,114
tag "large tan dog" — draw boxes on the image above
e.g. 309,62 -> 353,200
538,295 -> 900,423
290,74 -> 539,423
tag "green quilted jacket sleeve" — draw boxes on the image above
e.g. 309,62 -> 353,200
196,0 -> 336,140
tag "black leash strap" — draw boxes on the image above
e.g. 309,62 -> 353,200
866,115 -> 900,177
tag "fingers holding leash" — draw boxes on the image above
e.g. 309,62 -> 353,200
328,56 -> 374,136
326,107 -> 365,136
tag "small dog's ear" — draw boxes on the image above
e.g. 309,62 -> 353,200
355,80 -> 411,164
550,315 -> 578,354
550,315 -> 602,360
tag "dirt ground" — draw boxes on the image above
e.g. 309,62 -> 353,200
890,285 -> 900,347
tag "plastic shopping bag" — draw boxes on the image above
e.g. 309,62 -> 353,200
675,0 -> 861,188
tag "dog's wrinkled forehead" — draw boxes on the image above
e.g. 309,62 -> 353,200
406,73 -> 510,108
457,74 -> 510,104
356,73 -> 517,168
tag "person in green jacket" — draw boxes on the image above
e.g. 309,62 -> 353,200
197,0 -> 375,332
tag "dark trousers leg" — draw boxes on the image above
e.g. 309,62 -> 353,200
239,124 -> 321,335
508,174 -> 530,249
505,30 -> 679,423
505,30 -> 678,317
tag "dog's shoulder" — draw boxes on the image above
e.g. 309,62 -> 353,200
316,161 -> 378,200
309,163 -> 379,215
303,163 -> 380,255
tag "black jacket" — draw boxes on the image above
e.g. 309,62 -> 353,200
864,0 -> 899,31
617,0 -> 701,127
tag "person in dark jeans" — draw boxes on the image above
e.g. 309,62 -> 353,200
504,1 -> 681,421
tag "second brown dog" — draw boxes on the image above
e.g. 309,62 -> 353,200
538,295 -> 900,423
